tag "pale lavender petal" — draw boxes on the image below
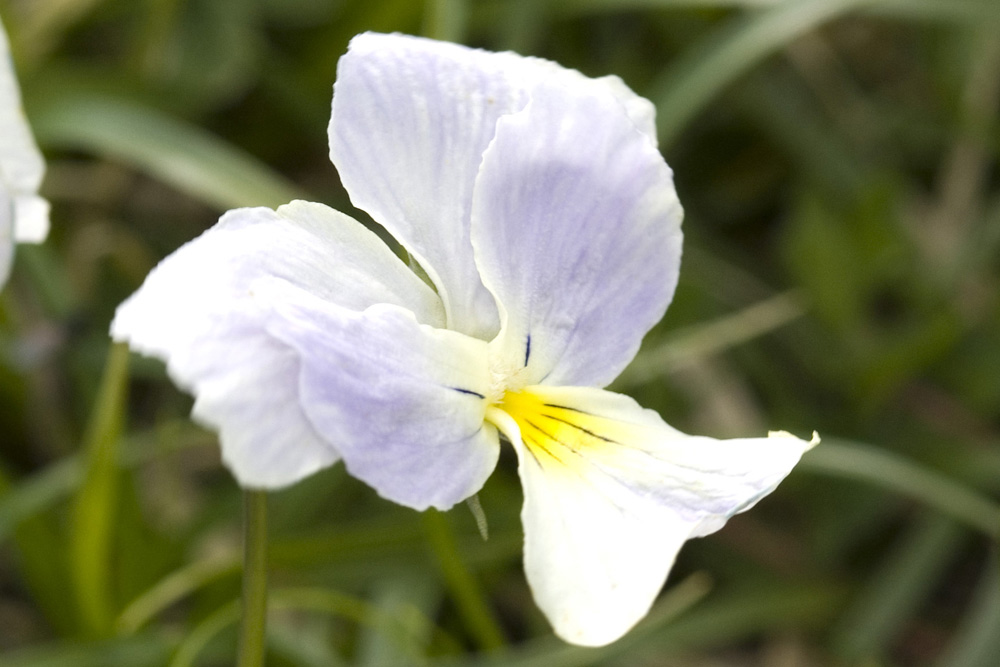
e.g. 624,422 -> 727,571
112,201 -> 443,488
472,81 -> 683,387
329,32 -> 526,339
260,279 -> 498,511
329,33 -> 655,341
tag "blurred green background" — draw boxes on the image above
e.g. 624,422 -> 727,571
1,0 -> 999,665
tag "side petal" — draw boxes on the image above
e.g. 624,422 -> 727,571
488,385 -> 815,646
0,20 -> 49,246
262,280 -> 500,511
111,201 -> 443,488
471,80 -> 683,388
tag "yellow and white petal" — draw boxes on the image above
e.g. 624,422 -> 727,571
488,385 -> 815,646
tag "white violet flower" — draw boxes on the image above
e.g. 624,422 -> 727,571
112,32 -> 817,646
0,17 -> 50,287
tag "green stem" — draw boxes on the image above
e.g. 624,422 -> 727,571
237,490 -> 269,667
422,508 -> 506,651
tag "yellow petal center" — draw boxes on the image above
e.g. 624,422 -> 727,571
487,389 -> 619,468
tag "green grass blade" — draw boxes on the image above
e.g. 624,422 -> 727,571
618,291 -> 806,387
424,0 -> 470,42
935,554 -> 1000,667
357,572 -> 444,666
648,0 -> 869,147
0,421 -> 211,546
436,573 -> 713,667
2,634 -> 176,667
0,457 -> 81,543
30,92 -> 306,211
862,0 -> 1000,22
115,555 -> 241,635
556,0 -> 783,16
169,600 -> 242,667
830,514 -> 966,660
422,508 -> 506,652
69,342 -> 130,638
800,440 -> 1000,538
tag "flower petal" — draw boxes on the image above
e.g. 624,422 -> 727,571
329,32 -> 524,339
488,385 -> 815,646
329,33 -> 656,341
471,80 -> 683,388
0,20 -> 49,246
262,280 -> 500,511
112,201 -> 442,487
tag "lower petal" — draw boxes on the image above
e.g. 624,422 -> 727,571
488,385 -> 816,646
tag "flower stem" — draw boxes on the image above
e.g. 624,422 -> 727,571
237,490 -> 268,667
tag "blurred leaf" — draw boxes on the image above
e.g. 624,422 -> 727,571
148,0 -> 264,109
30,92 -> 306,211
830,514 -> 967,661
69,342 -> 130,637
556,0 -> 1000,22
0,467 -> 77,635
0,420 -> 210,546
424,0 -> 470,42
618,290 -> 805,387
437,573 -> 711,667
935,553 -> 1000,667
357,572 -> 446,666
423,508 -> 506,652
0,457 -> 79,544
801,440 -> 1000,538
2,634 -> 176,667
271,587 -> 451,661
116,555 -> 241,635
647,0 -> 868,147
168,599 -> 241,667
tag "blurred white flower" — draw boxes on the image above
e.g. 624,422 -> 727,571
112,32 -> 816,646
0,18 -> 49,287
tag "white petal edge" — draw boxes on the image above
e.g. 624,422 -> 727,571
262,279 -> 500,511
112,201 -> 443,487
13,194 -> 49,242
0,20 -> 48,245
488,385 -> 816,646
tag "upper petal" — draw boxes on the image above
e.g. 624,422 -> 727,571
471,81 -> 683,387
329,32 -> 658,341
262,280 -> 500,511
0,20 -> 49,247
112,201 -> 442,488
329,32 -> 521,340
488,385 -> 814,646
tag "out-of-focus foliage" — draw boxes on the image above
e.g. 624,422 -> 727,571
1,0 -> 998,664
